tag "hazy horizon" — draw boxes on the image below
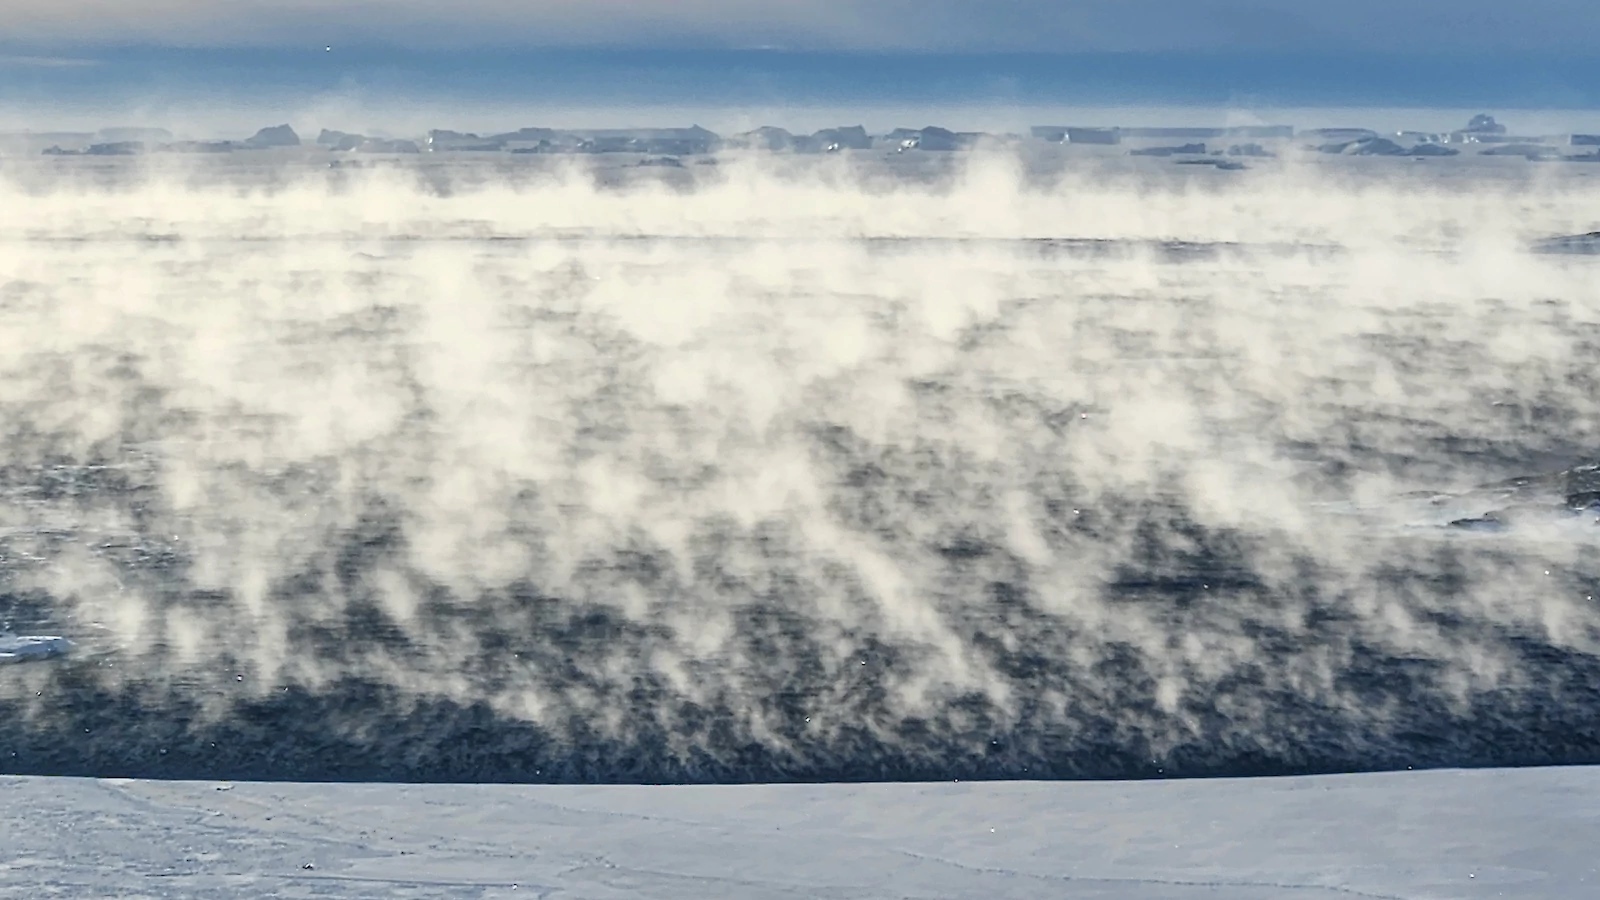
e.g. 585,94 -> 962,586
2,101 -> 1598,150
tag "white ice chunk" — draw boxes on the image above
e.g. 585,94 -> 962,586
0,635 -> 74,664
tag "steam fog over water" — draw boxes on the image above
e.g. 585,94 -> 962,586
1,151 -> 1598,782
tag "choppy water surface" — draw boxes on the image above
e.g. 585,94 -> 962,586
1,153 -> 1598,782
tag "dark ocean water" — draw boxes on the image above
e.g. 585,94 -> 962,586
1,153 -> 1598,784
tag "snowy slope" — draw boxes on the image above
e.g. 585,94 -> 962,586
1,768 -> 1596,898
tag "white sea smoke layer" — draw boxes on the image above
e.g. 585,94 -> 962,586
0,153 -> 1597,780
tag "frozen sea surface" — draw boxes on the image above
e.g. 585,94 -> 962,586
2,767 -> 1597,898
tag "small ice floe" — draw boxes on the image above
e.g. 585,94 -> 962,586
1531,231 -> 1600,255
0,634 -> 74,664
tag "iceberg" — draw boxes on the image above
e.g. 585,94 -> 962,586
0,634 -> 73,664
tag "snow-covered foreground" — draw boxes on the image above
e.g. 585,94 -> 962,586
2,768 -> 1596,898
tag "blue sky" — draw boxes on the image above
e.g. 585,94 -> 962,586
2,1 -> 1598,113
6,0 -> 1600,53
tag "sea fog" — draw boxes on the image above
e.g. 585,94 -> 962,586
1,148 -> 1597,781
